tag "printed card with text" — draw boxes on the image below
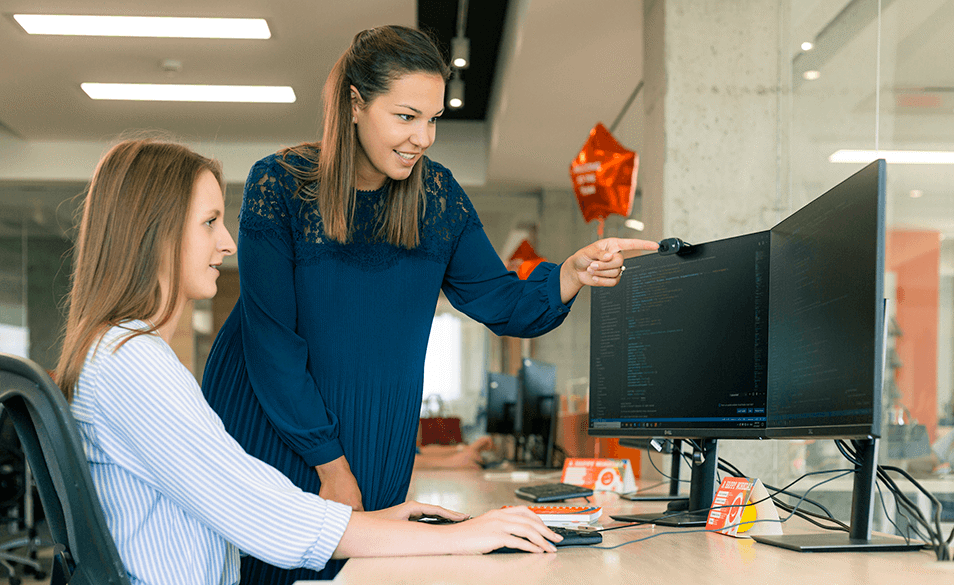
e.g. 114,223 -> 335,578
561,458 -> 637,493
705,477 -> 782,538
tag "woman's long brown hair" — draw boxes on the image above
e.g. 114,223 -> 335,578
55,138 -> 223,401
280,25 -> 451,248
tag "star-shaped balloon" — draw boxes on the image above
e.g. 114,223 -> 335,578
508,239 -> 547,280
569,123 -> 639,236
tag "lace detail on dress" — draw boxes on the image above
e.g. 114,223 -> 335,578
419,161 -> 483,259
238,152 -> 481,272
239,158 -> 294,242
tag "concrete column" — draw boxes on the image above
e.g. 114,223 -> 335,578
642,0 -> 788,245
640,0 -> 792,483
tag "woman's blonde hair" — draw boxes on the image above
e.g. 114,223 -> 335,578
55,137 -> 223,400
280,25 -> 451,248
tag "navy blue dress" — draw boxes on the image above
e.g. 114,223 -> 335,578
201,149 -> 573,584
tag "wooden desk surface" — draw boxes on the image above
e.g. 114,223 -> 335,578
327,469 -> 954,584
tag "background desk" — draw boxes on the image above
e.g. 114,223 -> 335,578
325,469 -> 953,585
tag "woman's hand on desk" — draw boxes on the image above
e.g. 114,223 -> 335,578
447,507 -> 561,555
369,501 -> 471,523
332,504 -> 561,559
315,456 -> 364,510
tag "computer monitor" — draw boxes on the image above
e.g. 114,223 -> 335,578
591,159 -> 920,550
590,231 -> 771,526
766,162 -> 884,438
519,358 -> 558,468
485,372 -> 519,435
755,160 -> 918,552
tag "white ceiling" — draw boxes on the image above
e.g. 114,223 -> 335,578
0,0 -> 415,142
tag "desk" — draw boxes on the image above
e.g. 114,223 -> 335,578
326,469 -> 953,585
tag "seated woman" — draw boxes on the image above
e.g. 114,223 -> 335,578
54,137 -> 560,585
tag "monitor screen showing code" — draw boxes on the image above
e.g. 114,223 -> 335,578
766,160 -> 884,437
589,231 -> 770,438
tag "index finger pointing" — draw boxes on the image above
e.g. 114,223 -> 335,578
607,238 -> 660,252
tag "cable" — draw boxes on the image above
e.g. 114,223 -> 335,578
836,439 -> 950,561
839,441 -> 932,546
719,457 -> 844,525
645,449 -> 690,485
841,440 -> 934,543
597,469 -> 858,549
602,467 -> 855,533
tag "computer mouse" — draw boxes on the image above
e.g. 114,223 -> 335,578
488,526 -> 602,553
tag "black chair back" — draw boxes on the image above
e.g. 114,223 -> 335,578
0,353 -> 130,585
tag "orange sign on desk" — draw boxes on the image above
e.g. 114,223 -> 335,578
705,477 -> 782,538
561,458 -> 637,493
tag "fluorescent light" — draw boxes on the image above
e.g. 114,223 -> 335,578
81,83 -> 295,103
829,149 -> 954,164
624,219 -> 645,231
803,70 -> 821,81
13,15 -> 270,39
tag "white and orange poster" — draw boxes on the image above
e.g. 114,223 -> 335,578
560,458 -> 637,493
705,477 -> 782,538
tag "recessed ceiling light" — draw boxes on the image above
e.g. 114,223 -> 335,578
909,190 -> 924,198
801,41 -> 814,51
803,70 -> 821,81
80,83 -> 295,103
13,14 -> 270,39
829,150 -> 954,164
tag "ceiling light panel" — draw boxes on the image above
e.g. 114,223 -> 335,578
81,83 -> 295,103
13,15 -> 270,39
829,149 -> 954,164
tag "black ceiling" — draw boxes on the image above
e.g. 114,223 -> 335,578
418,0 -> 509,120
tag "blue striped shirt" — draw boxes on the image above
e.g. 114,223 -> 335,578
70,322 -> 352,585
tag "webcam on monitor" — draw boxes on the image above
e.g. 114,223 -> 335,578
658,237 -> 693,256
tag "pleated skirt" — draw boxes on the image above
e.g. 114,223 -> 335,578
202,307 -> 421,584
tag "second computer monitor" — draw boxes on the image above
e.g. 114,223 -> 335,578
520,358 -> 558,467
766,159 -> 885,439
485,372 -> 519,435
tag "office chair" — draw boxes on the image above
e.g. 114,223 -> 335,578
0,407 -> 45,585
0,353 -> 130,585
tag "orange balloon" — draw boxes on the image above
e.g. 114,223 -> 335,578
569,123 -> 639,229
508,240 -> 547,280
516,258 -> 546,280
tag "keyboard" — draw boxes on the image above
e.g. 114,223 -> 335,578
489,526 -> 603,554
514,483 -> 594,503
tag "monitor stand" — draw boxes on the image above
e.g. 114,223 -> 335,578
620,439 -> 689,504
752,438 -> 924,552
611,439 -> 718,527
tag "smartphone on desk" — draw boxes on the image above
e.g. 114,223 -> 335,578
415,516 -> 464,525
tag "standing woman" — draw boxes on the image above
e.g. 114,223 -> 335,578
56,138 -> 562,585
202,26 -> 655,583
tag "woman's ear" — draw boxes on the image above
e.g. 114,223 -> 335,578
350,85 -> 363,122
